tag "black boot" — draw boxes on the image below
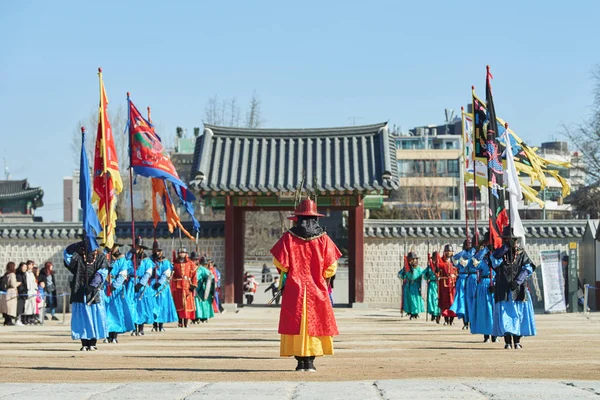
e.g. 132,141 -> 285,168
483,334 -> 490,343
80,339 -> 88,351
294,356 -> 306,371
435,316 -> 440,324
491,336 -> 498,343
152,322 -> 158,332
513,335 -> 522,349
443,316 -> 449,325
138,324 -> 145,336
89,338 -> 97,351
449,317 -> 455,326
159,323 -> 165,332
504,334 -> 513,349
306,356 -> 316,372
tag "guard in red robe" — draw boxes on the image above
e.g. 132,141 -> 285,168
438,244 -> 457,325
170,247 -> 197,327
270,198 -> 342,372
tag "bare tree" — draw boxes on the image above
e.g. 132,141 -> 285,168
246,91 -> 263,128
379,164 -> 448,219
564,65 -> 600,216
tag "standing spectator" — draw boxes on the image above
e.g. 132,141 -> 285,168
15,262 -> 27,326
261,264 -> 273,283
24,261 -> 38,325
243,272 -> 258,305
1,262 -> 20,326
38,262 -> 59,321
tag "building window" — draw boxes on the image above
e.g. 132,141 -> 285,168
466,186 -> 481,201
447,160 -> 459,175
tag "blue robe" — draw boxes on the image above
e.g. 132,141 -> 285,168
133,257 -> 156,325
449,248 -> 475,321
152,259 -> 178,323
104,257 -> 135,333
470,247 -> 495,335
66,249 -> 108,340
491,251 -> 537,337
464,258 -> 479,326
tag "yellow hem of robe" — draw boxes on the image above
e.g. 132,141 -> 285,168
275,258 -> 337,357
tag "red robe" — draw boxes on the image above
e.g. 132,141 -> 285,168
437,257 -> 457,317
270,231 -> 341,337
171,258 -> 198,319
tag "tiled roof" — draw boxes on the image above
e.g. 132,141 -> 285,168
364,220 -> 587,239
190,123 -> 399,193
0,221 -> 225,240
0,179 -> 44,201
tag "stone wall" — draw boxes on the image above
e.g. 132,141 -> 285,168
363,220 -> 588,309
0,222 -> 225,312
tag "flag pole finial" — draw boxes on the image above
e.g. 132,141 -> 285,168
81,126 -> 85,134
505,123 -> 509,129
127,92 -> 130,99
98,67 -> 102,73
461,106 -> 464,112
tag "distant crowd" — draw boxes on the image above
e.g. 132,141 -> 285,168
1,261 -> 59,326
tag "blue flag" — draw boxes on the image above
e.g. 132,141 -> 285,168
80,129 -> 102,252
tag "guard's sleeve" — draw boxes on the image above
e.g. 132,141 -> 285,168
270,233 -> 291,273
323,261 -> 338,279
321,234 -> 342,274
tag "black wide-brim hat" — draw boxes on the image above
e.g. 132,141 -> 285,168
407,251 -> 419,260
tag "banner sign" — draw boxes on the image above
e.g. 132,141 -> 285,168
540,250 -> 566,313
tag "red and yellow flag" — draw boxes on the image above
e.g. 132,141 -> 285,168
151,178 -> 194,240
92,68 -> 123,248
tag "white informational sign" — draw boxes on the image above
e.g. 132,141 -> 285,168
540,250 -> 567,313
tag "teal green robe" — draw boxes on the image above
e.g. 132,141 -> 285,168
423,266 -> 440,316
195,266 -> 215,320
398,266 -> 425,315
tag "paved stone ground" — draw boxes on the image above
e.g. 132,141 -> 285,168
1,380 -> 600,399
1,308 -> 599,399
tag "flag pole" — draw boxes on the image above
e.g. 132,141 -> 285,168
484,68 -> 493,245
471,86 -> 478,246
98,67 -> 111,247
147,106 -> 157,243
505,122 -> 512,235
127,92 -> 137,274
461,106 -> 469,243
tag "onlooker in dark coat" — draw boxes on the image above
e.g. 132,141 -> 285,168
38,262 -> 59,320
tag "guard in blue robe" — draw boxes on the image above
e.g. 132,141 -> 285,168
64,238 -> 109,351
128,238 -> 155,336
450,241 -> 476,329
150,241 -> 178,332
464,239 -> 479,331
104,244 -> 135,343
469,233 -> 498,343
491,227 -> 537,350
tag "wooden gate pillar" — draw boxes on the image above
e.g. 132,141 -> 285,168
224,196 -> 235,304
348,197 -> 365,304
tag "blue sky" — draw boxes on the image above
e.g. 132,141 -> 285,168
1,1 -> 598,222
